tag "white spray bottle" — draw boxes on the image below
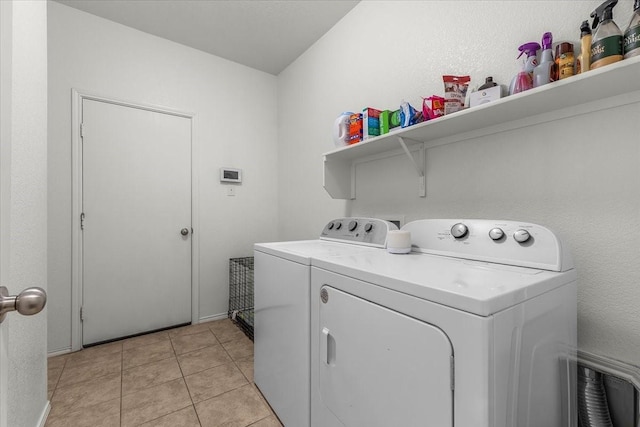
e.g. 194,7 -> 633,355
534,33 -> 554,87
509,42 -> 541,95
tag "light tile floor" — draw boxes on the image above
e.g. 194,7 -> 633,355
46,319 -> 283,427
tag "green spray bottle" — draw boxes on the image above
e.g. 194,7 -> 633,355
590,0 -> 623,69
624,0 -> 640,58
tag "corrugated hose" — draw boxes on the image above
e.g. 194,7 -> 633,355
578,366 -> 614,427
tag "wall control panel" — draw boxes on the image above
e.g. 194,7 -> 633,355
220,167 -> 242,183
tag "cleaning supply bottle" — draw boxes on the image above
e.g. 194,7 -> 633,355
577,21 -> 592,73
590,0 -> 623,69
556,43 -> 575,80
509,42 -> 540,95
533,32 -> 554,87
511,62 -> 533,95
332,112 -> 353,147
478,77 -> 497,90
624,0 -> 640,58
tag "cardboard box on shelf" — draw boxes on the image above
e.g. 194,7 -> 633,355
348,113 -> 363,144
469,85 -> 503,107
362,108 -> 382,139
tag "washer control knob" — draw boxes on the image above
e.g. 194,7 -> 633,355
451,223 -> 468,239
513,229 -> 531,243
489,228 -> 504,241
335,222 -> 342,230
364,223 -> 374,233
327,222 -> 335,230
348,220 -> 358,232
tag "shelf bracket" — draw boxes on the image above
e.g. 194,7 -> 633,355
397,137 -> 426,197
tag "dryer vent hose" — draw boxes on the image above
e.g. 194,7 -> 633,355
578,366 -> 614,427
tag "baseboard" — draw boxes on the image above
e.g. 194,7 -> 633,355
47,348 -> 72,358
37,401 -> 50,427
198,312 -> 228,323
47,315 -> 229,356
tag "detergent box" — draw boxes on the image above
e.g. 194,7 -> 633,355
379,109 -> 401,135
362,108 -> 382,140
348,113 -> 363,144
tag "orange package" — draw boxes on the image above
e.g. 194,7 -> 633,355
347,113 -> 362,144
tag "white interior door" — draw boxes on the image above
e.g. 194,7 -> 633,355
0,2 -> 10,421
82,99 -> 192,346
317,285 -> 454,427
1,1 -> 48,425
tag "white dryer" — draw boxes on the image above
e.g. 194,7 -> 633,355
254,218 -> 398,427
310,219 -> 577,427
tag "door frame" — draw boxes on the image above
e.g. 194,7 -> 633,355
0,1 -> 12,423
70,89 -> 200,351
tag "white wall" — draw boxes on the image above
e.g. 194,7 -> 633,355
1,0 -> 49,424
278,1 -> 640,366
48,2 -> 279,352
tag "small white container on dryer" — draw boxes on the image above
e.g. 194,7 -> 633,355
386,230 -> 411,253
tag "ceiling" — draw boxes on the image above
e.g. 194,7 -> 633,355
53,0 -> 360,75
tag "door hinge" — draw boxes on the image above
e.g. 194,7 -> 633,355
80,212 -> 85,230
450,355 -> 455,391
80,306 -> 84,322
80,123 -> 85,138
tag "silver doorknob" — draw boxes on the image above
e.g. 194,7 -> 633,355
0,286 -> 47,323
180,228 -> 189,236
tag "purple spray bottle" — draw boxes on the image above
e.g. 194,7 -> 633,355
509,42 -> 541,95
533,33 -> 554,87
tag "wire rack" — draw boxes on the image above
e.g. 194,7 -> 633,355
228,257 -> 254,340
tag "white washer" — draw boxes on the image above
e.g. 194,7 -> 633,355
310,219 -> 577,427
254,218 -> 398,427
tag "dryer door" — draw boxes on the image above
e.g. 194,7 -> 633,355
318,285 -> 454,427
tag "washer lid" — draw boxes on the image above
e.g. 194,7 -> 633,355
254,240 -> 382,265
311,250 -> 576,316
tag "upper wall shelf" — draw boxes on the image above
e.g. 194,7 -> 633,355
323,56 -> 640,199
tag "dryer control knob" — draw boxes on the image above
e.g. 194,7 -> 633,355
513,229 -> 531,243
335,222 -> 342,230
451,223 -> 468,239
348,220 -> 358,232
327,222 -> 335,230
489,228 -> 504,240
364,223 -> 374,233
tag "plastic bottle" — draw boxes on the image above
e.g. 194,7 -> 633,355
624,0 -> 640,58
332,112 -> 353,147
577,21 -> 592,74
512,65 -> 533,95
556,43 -> 575,80
590,0 -> 623,69
534,33 -> 554,87
509,42 -> 540,95
478,77 -> 497,90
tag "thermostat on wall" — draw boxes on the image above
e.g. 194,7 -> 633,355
220,168 -> 242,183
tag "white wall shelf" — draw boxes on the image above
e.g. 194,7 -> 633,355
323,56 -> 640,200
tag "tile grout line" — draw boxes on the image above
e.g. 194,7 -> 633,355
123,338 -> 191,427
120,344 -> 124,427
46,356 -> 67,414
187,347 -> 205,427
170,330 -> 204,427
223,324 -> 284,427
248,414 -> 279,427
193,324 -> 269,423
47,321 -> 245,426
